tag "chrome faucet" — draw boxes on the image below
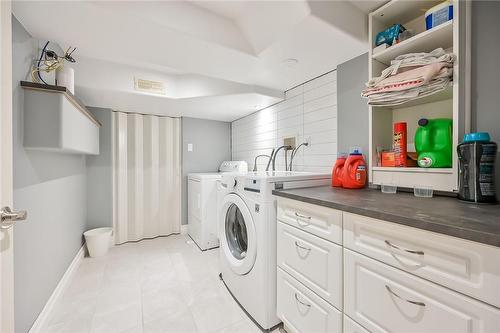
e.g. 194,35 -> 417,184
253,154 -> 271,172
271,145 -> 292,171
289,142 -> 309,171
265,148 -> 275,171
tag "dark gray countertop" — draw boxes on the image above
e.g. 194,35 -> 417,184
272,186 -> 500,247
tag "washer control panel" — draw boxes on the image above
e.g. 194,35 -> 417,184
244,178 -> 261,193
219,161 -> 248,173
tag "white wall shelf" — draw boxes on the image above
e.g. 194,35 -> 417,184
21,81 -> 101,155
371,0 -> 443,26
373,20 -> 454,65
372,166 -> 453,174
368,0 -> 471,192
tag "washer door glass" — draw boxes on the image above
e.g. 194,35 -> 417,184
220,193 -> 257,275
225,203 -> 248,260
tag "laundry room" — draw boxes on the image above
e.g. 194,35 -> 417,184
1,1 -> 500,333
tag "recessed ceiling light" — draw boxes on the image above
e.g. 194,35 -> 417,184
283,58 -> 299,67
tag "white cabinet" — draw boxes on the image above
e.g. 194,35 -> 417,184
343,212 -> 500,308
277,268 -> 342,333
22,82 -> 100,155
277,197 -> 342,245
276,197 -> 500,333
343,315 -> 369,333
344,249 -> 500,333
277,221 -> 342,309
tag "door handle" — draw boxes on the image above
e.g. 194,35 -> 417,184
1,206 -> 28,230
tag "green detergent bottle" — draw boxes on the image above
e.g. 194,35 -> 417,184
414,118 -> 453,168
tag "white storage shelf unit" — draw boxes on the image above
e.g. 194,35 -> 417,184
21,81 -> 101,155
368,0 -> 470,192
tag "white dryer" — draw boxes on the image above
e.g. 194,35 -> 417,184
187,161 -> 247,250
218,171 -> 330,330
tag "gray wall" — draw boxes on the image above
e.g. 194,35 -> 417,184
86,107 -> 113,229
181,117 -> 231,225
12,17 -> 88,333
337,53 -> 369,161
471,1 -> 500,195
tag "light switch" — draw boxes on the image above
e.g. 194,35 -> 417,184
187,143 -> 193,152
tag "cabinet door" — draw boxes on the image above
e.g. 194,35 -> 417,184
277,221 -> 342,309
343,316 -> 369,333
344,249 -> 500,333
277,268 -> 342,333
277,197 -> 342,245
343,212 -> 500,308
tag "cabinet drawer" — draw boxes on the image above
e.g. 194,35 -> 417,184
277,268 -> 342,333
277,197 -> 342,245
343,212 -> 500,307
343,316 -> 369,333
277,221 -> 342,309
344,249 -> 500,333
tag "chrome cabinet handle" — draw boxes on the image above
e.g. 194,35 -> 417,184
294,241 -> 311,253
294,293 -> 311,308
385,285 -> 426,307
385,240 -> 424,255
294,212 -> 311,220
294,212 -> 311,227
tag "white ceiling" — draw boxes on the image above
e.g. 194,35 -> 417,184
13,0 -> 370,121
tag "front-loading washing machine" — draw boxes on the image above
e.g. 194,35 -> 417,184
218,171 -> 330,331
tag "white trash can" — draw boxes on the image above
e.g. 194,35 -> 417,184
84,227 -> 113,257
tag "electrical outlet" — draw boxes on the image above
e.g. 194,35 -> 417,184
283,137 -> 296,149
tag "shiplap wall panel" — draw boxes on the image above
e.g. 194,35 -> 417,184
232,71 -> 337,173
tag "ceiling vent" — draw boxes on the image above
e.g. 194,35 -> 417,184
134,77 -> 166,95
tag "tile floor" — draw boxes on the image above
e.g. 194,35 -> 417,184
41,234 -> 281,333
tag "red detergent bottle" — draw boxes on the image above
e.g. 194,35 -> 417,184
342,149 -> 367,189
331,153 -> 347,187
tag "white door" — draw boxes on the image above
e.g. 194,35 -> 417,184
1,1 -> 15,332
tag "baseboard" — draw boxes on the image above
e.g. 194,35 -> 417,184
180,224 -> 188,235
29,245 -> 86,333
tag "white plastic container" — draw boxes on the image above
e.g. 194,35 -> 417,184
381,184 -> 397,194
425,1 -> 453,30
84,227 -> 113,257
414,186 -> 434,198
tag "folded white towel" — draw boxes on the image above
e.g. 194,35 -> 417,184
367,77 -> 451,106
367,48 -> 455,88
363,63 -> 452,97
